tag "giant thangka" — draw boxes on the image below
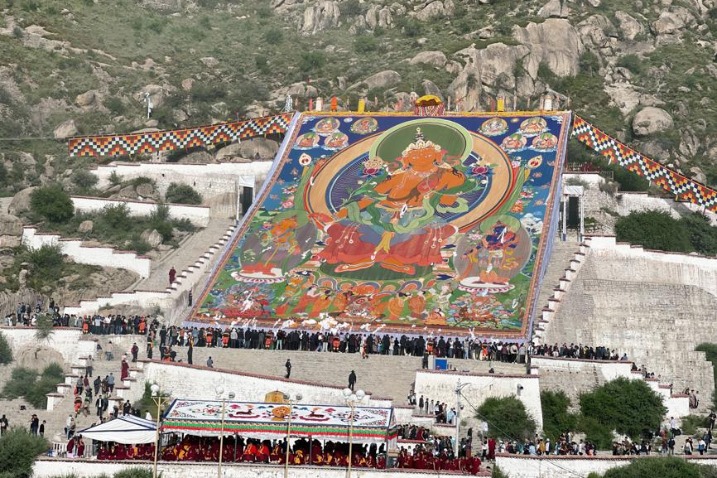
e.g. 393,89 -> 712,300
191,112 -> 571,341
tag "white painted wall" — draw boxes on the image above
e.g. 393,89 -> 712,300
35,459 -> 484,478
71,196 -> 211,228
414,370 -> 543,431
91,162 -> 271,199
22,227 -> 151,278
587,236 -> 717,297
141,361 -> 390,408
496,455 -> 717,478
0,327 -> 93,364
531,356 -> 634,382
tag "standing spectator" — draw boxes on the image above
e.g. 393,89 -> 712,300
86,355 -> 93,378
107,373 -> 115,393
285,359 -> 292,379
131,343 -> 139,362
348,370 -> 357,391
29,414 -> 39,435
0,415 -> 8,435
76,376 -> 84,396
93,376 -> 101,396
39,420 -> 45,437
169,267 -> 177,286
709,411 -> 716,431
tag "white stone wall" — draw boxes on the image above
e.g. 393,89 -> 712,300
71,196 -> 211,227
22,227 -> 151,278
413,371 -> 543,431
91,162 -> 271,199
531,356 -> 634,382
0,327 -> 93,363
63,291 -> 170,318
34,459 -> 471,478
142,361 -> 390,408
588,236 -> 717,296
496,455 -> 717,478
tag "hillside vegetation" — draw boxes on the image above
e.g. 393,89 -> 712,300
1,0 -> 717,193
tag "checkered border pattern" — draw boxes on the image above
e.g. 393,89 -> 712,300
67,113 -> 293,157
572,115 -> 717,212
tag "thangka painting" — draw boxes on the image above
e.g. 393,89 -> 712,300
193,113 -> 570,339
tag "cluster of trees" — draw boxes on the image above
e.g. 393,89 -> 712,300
478,378 -> 666,450
2,363 -> 65,409
542,378 -> 666,449
615,211 -> 717,255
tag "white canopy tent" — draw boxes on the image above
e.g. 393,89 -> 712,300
78,415 -> 157,444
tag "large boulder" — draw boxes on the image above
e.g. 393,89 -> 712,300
140,0 -> 182,11
140,229 -> 163,248
514,19 -> 584,78
78,220 -> 94,234
216,138 -> 279,161
366,5 -> 393,29
0,212 -> 22,236
651,7 -> 695,35
53,119 -> 78,140
8,186 -> 38,216
632,107 -> 674,136
355,70 -> 401,90
301,1 -> 341,35
538,0 -> 569,18
615,11 -> 644,41
414,1 -> 455,21
409,51 -> 448,68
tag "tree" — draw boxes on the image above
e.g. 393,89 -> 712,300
680,213 -> 717,255
476,396 -> 536,440
615,210 -> 693,253
0,332 -> 12,365
0,428 -> 49,478
113,468 -> 154,478
540,390 -> 578,440
599,456 -> 704,478
579,377 -> 666,444
29,185 -> 74,223
165,183 -> 202,205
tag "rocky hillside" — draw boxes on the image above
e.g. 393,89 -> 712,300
1,0 -> 717,192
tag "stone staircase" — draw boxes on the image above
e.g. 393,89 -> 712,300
40,338 -> 147,453
540,238 -> 716,412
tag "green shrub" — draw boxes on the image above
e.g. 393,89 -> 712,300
299,51 -> 326,74
695,343 -> 717,408
681,414 -> 708,436
354,35 -> 378,53
340,0 -> 364,16
615,210 -> 693,253
30,185 -> 74,223
540,390 -> 578,441
263,28 -> 283,45
600,456 -> 704,478
0,428 -> 49,478
579,377 -> 666,445
34,313 -> 54,341
616,54 -> 643,75
0,332 -> 12,364
476,396 -> 536,440
165,183 -> 202,204
71,170 -> 98,193
577,415 -> 614,450
2,367 -> 38,399
100,204 -> 132,230
2,363 -> 64,409
680,213 -> 717,255
113,468 -> 153,478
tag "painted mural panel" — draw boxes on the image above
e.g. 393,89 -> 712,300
193,113 -> 570,339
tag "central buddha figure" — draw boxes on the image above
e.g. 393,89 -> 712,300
313,126 -> 475,276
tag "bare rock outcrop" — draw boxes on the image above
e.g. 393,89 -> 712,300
301,1 -> 341,34
632,107 -> 674,136
513,19 -> 584,78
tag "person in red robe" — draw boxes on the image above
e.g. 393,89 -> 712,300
66,438 -> 75,457
488,437 -> 496,460
120,359 -> 130,381
243,440 -> 258,462
257,442 -> 270,463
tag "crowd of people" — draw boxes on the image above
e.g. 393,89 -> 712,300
531,343 -> 628,362
90,433 -> 483,474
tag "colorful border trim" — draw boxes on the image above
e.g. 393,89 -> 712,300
67,113 -> 293,157
572,116 -> 717,212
